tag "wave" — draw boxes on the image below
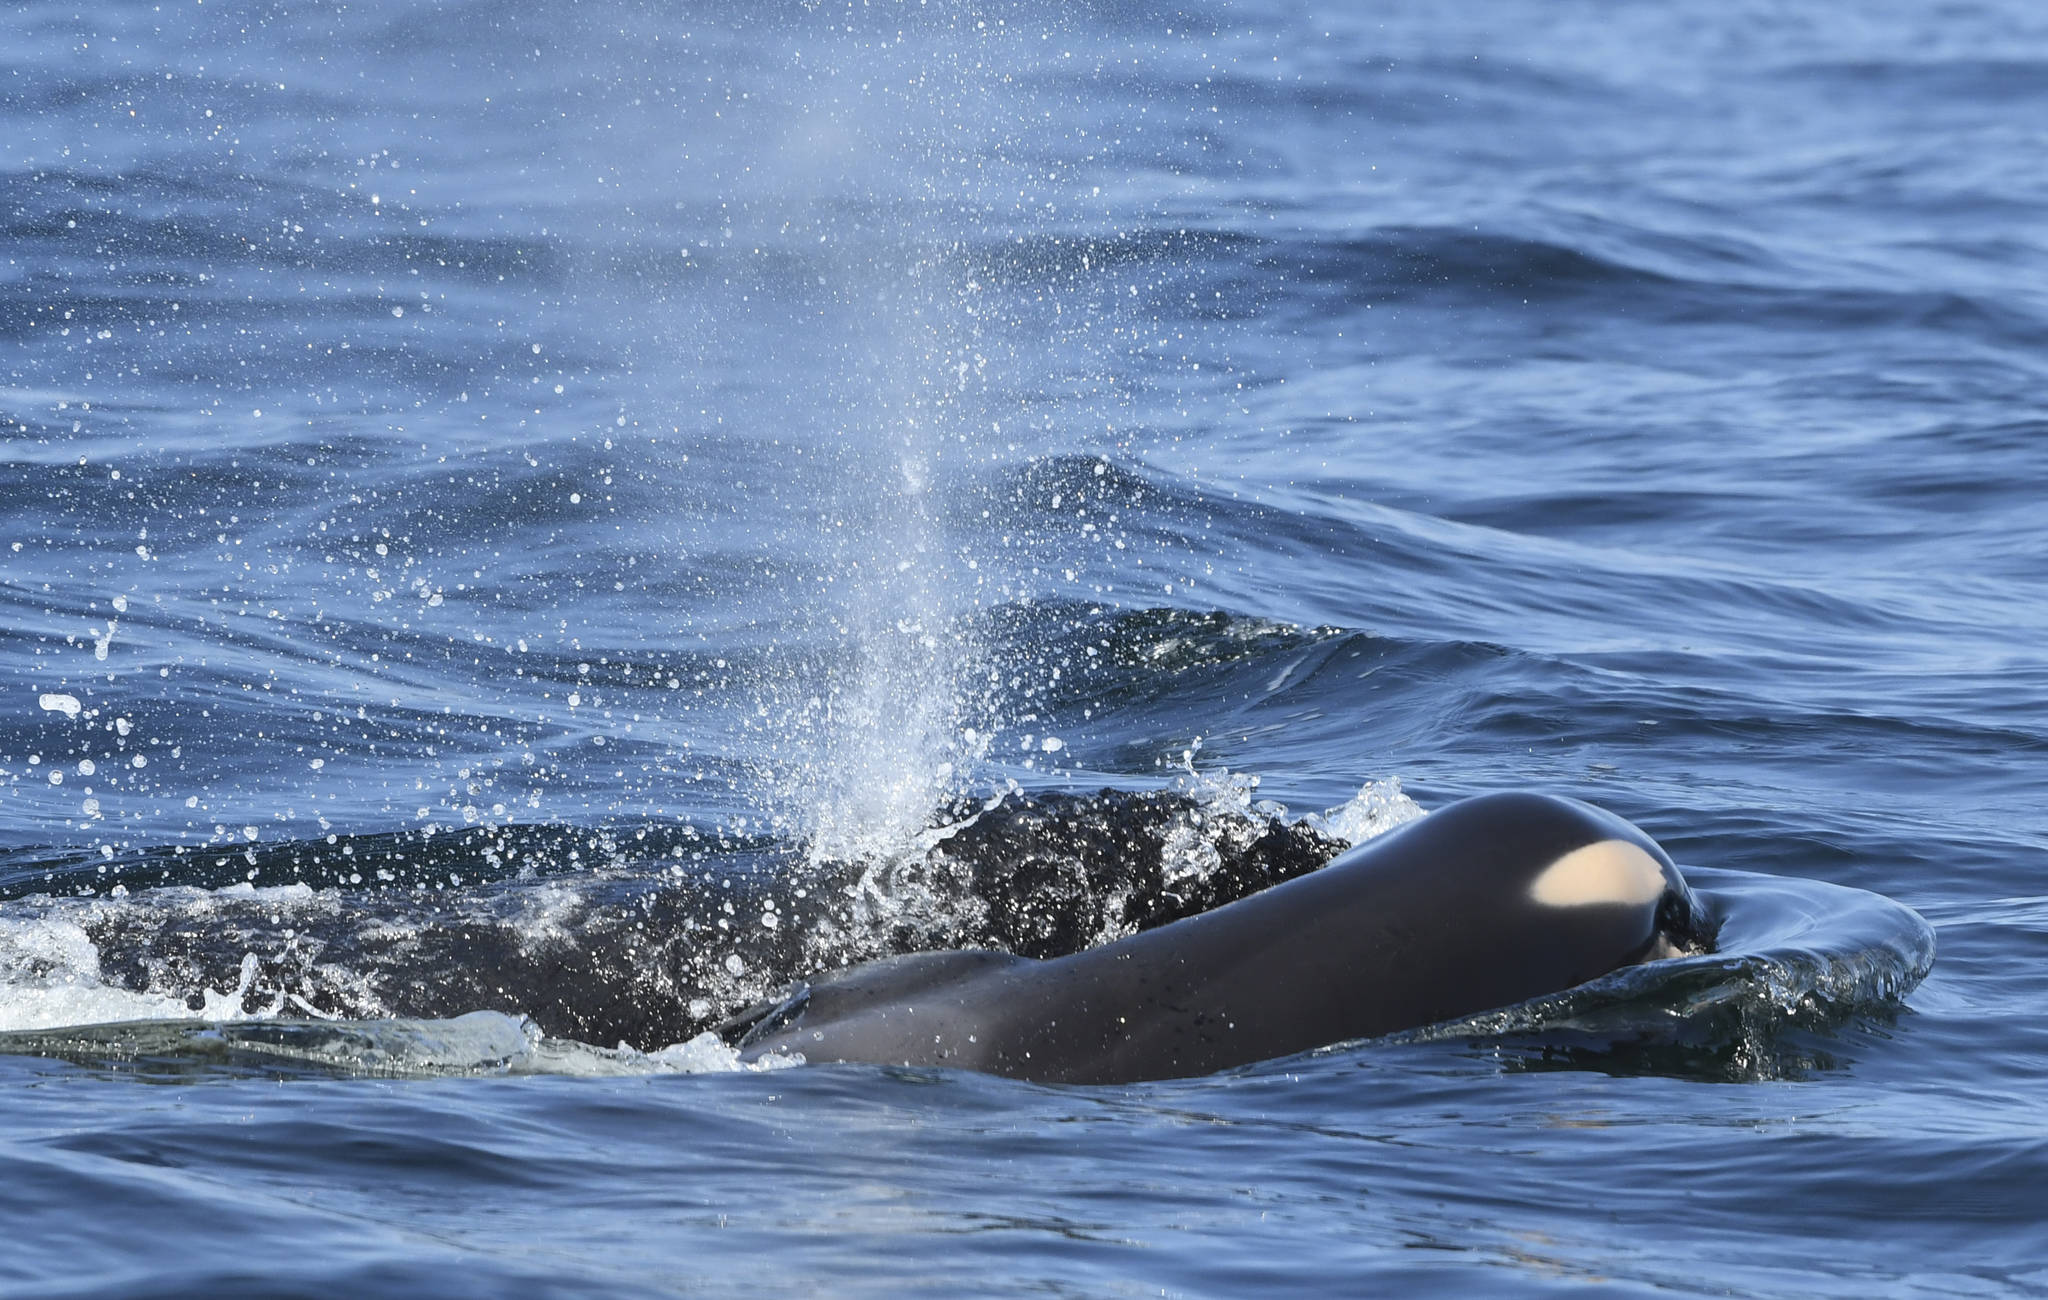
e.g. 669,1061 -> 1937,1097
1233,223 -> 2048,355
0,1010 -> 778,1081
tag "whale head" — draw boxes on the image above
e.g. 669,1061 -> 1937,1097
1508,801 -> 1712,961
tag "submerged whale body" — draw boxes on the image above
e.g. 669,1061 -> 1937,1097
726,792 -> 1714,1084
26,786 -> 1345,1049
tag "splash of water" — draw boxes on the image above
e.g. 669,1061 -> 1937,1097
1303,777 -> 1429,845
1160,740 -> 1428,885
739,13 -> 1057,864
799,440 -> 981,863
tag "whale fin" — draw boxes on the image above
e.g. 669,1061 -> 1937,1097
719,953 -> 1025,1048
714,981 -> 813,1049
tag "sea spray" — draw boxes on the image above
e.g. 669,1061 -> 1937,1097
724,11 -> 1068,866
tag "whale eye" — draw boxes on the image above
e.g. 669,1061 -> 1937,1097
1528,839 -> 1666,908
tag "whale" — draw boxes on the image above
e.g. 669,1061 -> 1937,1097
723,792 -> 1713,1084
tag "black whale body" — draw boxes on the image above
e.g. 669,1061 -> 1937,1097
729,792 -> 1713,1083
51,787 -> 1344,1048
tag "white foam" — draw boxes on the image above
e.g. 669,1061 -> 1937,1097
0,912 -> 254,1032
0,983 -> 209,1033
0,880 -> 349,1038
198,1016 -> 804,1078
518,1029 -> 803,1077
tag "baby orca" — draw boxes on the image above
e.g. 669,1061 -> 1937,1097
726,792 -> 1711,1084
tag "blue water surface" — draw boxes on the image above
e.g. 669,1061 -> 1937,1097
3,0 -> 2045,1294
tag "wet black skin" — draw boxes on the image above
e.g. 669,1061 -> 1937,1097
730,792 -> 1710,1084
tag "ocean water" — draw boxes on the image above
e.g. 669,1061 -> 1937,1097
2,0 -> 2044,1293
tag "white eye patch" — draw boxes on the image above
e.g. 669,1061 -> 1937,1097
1528,839 -> 1667,908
